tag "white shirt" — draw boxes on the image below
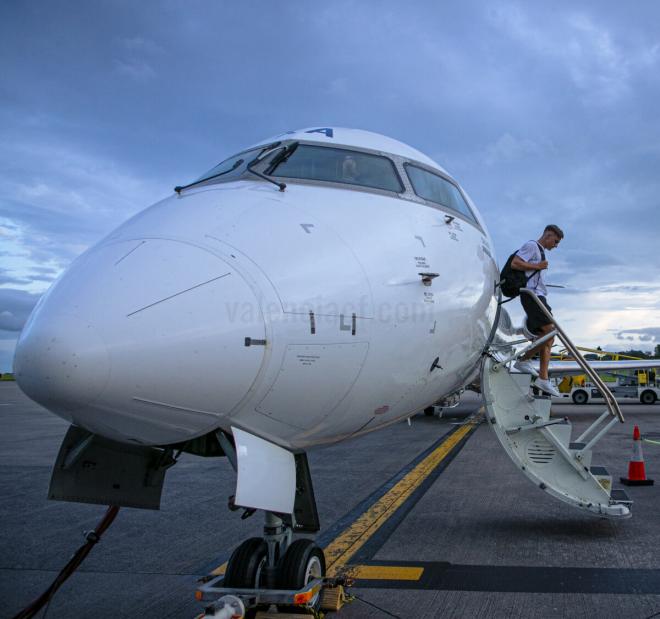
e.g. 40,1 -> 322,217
516,240 -> 547,297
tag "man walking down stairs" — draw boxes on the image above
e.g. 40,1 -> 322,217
511,224 -> 564,397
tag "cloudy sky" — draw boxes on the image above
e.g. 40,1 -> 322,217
1,1 -> 659,371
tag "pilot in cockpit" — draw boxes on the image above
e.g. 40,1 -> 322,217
341,154 -> 359,183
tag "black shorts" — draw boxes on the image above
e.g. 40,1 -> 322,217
521,294 -> 553,334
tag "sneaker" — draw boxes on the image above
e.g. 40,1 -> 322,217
535,378 -> 560,397
513,359 -> 539,377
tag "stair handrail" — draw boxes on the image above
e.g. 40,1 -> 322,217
520,288 -> 624,423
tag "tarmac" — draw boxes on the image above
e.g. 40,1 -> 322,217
2,381 -> 660,619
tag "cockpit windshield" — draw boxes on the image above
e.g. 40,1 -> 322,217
193,152 -> 248,183
193,144 -> 278,185
404,163 -> 477,222
269,145 -> 404,193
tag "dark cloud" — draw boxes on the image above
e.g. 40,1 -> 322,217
0,330 -> 19,374
0,1 -> 659,367
29,274 -> 57,283
0,268 -> 31,286
597,284 -> 660,294
546,282 -> 660,297
616,327 -> 660,343
0,143 -> 164,271
27,265 -> 59,283
31,266 -> 59,275
0,289 -> 41,332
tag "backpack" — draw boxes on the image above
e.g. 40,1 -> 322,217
499,242 -> 545,299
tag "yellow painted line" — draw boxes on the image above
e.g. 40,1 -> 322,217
324,416 -> 480,577
208,411 -> 481,579
346,564 -> 424,581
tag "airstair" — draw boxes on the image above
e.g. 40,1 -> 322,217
482,289 -> 632,518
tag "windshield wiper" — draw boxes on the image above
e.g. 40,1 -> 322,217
245,141 -> 299,192
173,141 -> 283,194
174,159 -> 243,194
246,164 -> 287,191
265,141 -> 299,175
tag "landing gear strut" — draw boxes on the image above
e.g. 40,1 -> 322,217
208,431 -> 326,614
261,511 -> 293,589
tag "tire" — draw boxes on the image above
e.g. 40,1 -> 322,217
424,407 -> 435,416
224,537 -> 268,589
278,539 -> 325,607
640,390 -> 657,405
572,390 -> 588,405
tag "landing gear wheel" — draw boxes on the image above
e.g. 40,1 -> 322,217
572,390 -> 588,405
278,539 -> 325,608
223,537 -> 268,589
641,390 -> 657,405
424,406 -> 435,416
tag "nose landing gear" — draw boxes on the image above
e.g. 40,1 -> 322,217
206,510 -> 327,617
200,435 -> 329,616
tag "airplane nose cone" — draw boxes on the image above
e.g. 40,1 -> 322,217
14,238 -> 267,445
15,313 -> 110,418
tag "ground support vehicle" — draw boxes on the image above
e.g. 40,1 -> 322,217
568,384 -> 660,405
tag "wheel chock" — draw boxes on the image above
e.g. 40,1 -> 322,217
321,583 -> 347,611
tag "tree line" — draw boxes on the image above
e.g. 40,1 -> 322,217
610,344 -> 660,359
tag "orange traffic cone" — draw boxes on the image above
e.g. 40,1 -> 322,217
620,425 -> 654,486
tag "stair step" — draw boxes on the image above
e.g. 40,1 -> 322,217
589,465 -> 612,493
510,373 -> 533,391
481,354 -> 631,519
530,385 -> 551,398
610,488 -> 633,505
506,418 -> 571,434
511,367 -> 535,374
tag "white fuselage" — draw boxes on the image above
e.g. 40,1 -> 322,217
14,130 -> 499,450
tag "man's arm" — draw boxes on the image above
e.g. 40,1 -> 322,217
511,255 -> 548,271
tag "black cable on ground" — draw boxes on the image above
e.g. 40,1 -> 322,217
352,593 -> 402,618
11,505 -> 120,619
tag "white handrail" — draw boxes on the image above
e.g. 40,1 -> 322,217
520,288 -> 624,423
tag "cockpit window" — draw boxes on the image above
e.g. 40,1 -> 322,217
269,145 -> 404,193
194,147 -> 263,184
405,163 -> 476,222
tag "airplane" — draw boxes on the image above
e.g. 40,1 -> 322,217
498,310 -> 660,378
12,127 -> 660,606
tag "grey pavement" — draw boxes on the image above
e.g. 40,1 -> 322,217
340,403 -> 660,619
1,382 -> 660,618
